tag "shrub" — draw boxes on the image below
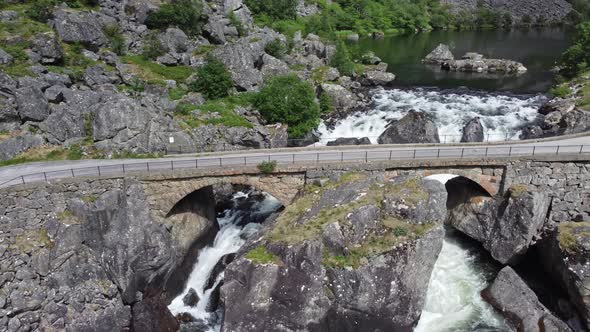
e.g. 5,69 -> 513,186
319,91 -> 333,114
254,75 -> 320,138
521,14 -> 533,25
27,0 -> 56,22
103,24 -> 126,56
560,21 -> 590,78
142,31 -> 167,60
330,41 -> 355,77
228,12 -> 246,37
393,226 -> 408,237
189,55 -> 233,100
245,0 -> 298,20
145,0 -> 203,36
264,39 -> 287,59
257,160 -> 277,174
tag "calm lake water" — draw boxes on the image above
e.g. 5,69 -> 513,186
357,28 -> 573,93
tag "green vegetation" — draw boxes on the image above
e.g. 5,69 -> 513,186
319,91 -> 333,114
254,75 -> 320,138
121,55 -> 194,83
145,0 -> 204,36
330,41 -> 355,76
176,96 -> 254,129
549,85 -> 573,98
560,21 -> 590,78
81,195 -> 97,203
168,87 -> 188,101
11,229 -> 53,253
0,145 -> 85,167
245,246 -> 282,265
141,31 -> 167,60
189,55 -> 233,99
558,222 -> 590,256
245,0 -> 298,20
264,39 -> 287,59
257,160 -> 277,174
508,184 -> 529,197
103,24 -> 126,56
228,12 -> 246,37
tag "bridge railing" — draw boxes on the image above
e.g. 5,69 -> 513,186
1,144 -> 588,188
165,132 -> 522,154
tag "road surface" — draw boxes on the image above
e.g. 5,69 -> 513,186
1,135 -> 589,188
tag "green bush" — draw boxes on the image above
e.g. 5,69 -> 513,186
319,91 -> 333,114
142,31 -> 167,60
257,161 -> 277,174
254,75 -> 320,138
330,41 -> 355,77
27,0 -> 56,22
264,39 -> 287,59
560,21 -> 590,78
549,85 -> 572,98
189,55 -> 233,99
145,0 -> 203,36
393,226 -> 408,237
228,12 -> 246,37
245,0 -> 298,20
103,24 -> 126,56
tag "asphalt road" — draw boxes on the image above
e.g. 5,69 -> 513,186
1,135 -> 589,188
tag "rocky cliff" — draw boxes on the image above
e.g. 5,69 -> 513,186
440,0 -> 573,23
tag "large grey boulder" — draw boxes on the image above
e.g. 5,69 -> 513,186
378,110 -> 440,144
361,70 -> 396,86
0,102 -> 20,131
83,65 -> 121,87
30,33 -> 64,65
320,83 -> 359,114
521,109 -> 590,139
423,44 -> 454,64
449,184 -> 551,265
51,9 -> 107,51
158,28 -> 189,53
0,134 -> 44,160
190,123 -> 287,152
260,54 -> 289,78
39,104 -> 86,144
538,223 -> 590,330
327,137 -> 371,146
0,48 -> 13,65
482,266 -> 571,332
461,117 -> 485,142
222,175 -> 447,331
15,86 -> 49,122
131,296 -> 179,332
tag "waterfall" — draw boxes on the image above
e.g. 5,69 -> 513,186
168,190 -> 282,331
416,175 -> 509,332
319,87 -> 546,143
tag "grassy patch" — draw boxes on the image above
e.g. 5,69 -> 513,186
558,222 -> 590,256
121,55 -> 194,83
0,145 -> 78,167
549,85 -> 572,98
508,184 -> 529,198
11,229 -> 53,253
177,99 -> 253,129
111,151 -> 162,159
245,246 -> 281,265
169,87 -> 188,101
57,210 -> 82,225
81,195 -> 97,203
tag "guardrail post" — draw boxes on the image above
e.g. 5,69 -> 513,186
365,151 -> 368,163
509,147 -> 512,156
196,159 -> 199,168
341,152 -> 344,162
581,145 -> 584,154
98,166 -> 101,176
292,154 -> 295,164
437,149 -> 440,158
171,160 -> 174,171
532,146 -> 536,156
147,163 -> 150,173
122,164 -> 126,174
71,169 -> 75,178
556,146 -> 560,155
443,135 -> 447,144
413,150 -> 416,159
43,172 -> 47,182
21,176 -> 24,184
244,157 -> 247,165
389,150 -> 392,160
485,147 -> 489,157
317,153 -> 320,163
461,148 -> 465,158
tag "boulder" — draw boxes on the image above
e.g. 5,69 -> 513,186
30,33 -> 64,64
360,70 -> 396,86
538,223 -> 590,330
521,109 -> 590,139
539,99 -> 576,115
0,48 -> 13,65
320,83 -> 359,113
462,52 -> 484,60
443,58 -> 527,74
190,123 -> 287,152
326,137 -> 371,146
203,16 -> 228,44
221,175 -> 447,331
0,134 -> 44,160
378,111 -> 440,144
131,297 -> 179,332
51,9 -> 107,51
449,185 -> 551,265
460,117 -> 485,142
482,266 -> 571,332
287,130 -> 319,147
423,44 -> 454,64
0,10 -> 18,22
260,54 -> 289,78
158,28 -> 189,54
182,288 -> 199,307
0,102 -> 20,131
40,104 -> 86,143
15,86 -> 49,122
83,65 -> 121,87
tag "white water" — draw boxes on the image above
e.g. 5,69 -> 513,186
319,88 -> 546,143
416,175 -> 508,331
168,191 -> 282,331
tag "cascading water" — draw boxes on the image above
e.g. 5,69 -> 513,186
416,175 -> 509,332
168,190 -> 282,332
319,87 -> 547,143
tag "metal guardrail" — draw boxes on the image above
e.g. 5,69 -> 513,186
165,132 -> 522,154
1,144 -> 588,188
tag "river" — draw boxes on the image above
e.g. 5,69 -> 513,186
319,28 -> 572,143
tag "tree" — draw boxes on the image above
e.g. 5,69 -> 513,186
560,21 -> 590,77
254,75 -> 321,138
330,41 -> 355,77
145,0 -> 203,36
244,0 -> 298,20
189,55 -> 233,99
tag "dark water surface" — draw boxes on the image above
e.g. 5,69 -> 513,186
357,28 -> 573,93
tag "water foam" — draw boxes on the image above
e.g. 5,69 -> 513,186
318,88 -> 546,143
167,191 -> 282,331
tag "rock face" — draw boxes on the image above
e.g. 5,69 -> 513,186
30,33 -> 64,65
482,266 -> 571,332
449,185 -> 551,265
0,134 -> 44,160
326,137 -> 371,146
131,296 -> 179,332
222,175 -> 447,331
190,123 -> 288,152
521,100 -> 590,139
538,223 -> 590,330
442,0 -> 573,23
443,57 -> 527,74
423,44 -> 454,64
0,48 -> 13,65
378,111 -> 440,144
461,117 -> 485,142
320,83 -> 359,113
51,9 -> 108,51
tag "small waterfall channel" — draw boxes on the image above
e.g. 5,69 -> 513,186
416,175 -> 509,332
168,189 -> 282,332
